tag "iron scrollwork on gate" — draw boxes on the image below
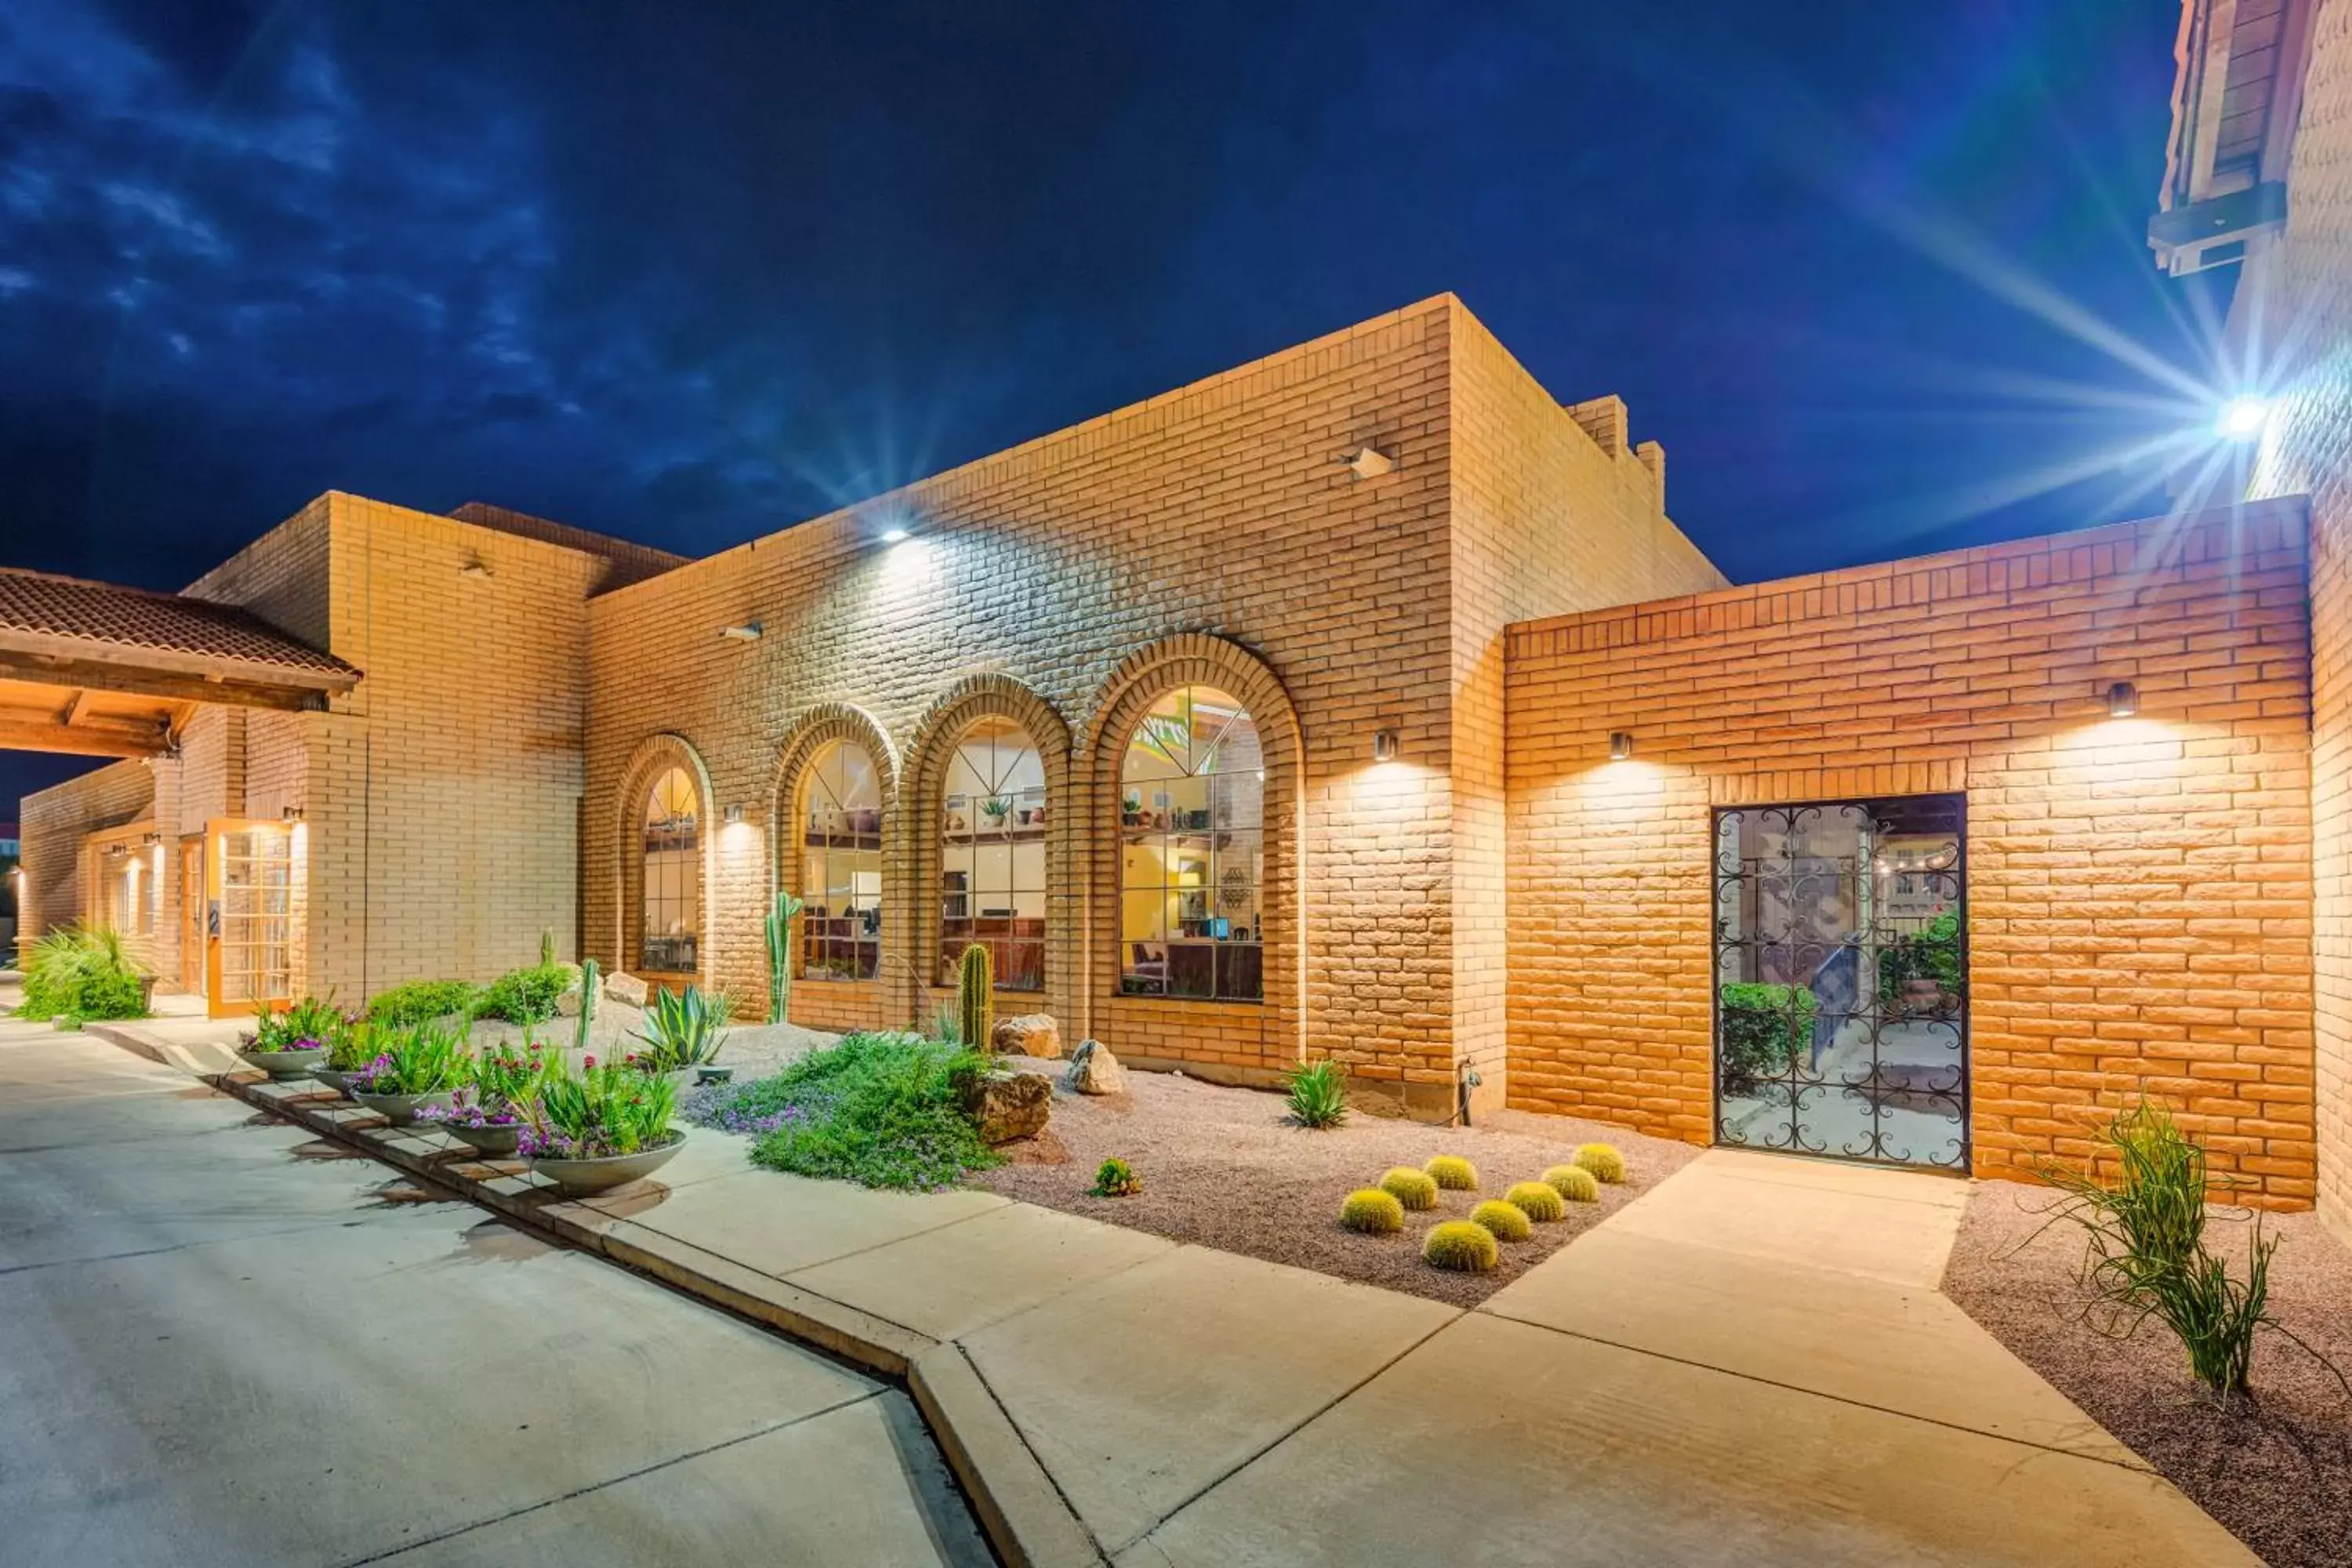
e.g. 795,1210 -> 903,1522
1710,795 -> 1969,1172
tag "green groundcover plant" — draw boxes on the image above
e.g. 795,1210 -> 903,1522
16,922 -> 148,1023
470,961 -> 577,1025
696,1031 -> 1001,1191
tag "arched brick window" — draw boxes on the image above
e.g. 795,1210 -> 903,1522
797,739 -> 883,981
939,716 -> 1047,990
1117,685 -> 1264,1001
640,765 -> 702,978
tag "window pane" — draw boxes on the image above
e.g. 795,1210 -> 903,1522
798,741 -> 884,983
641,765 -> 700,973
1117,686 -> 1267,1000
939,717 -> 1046,990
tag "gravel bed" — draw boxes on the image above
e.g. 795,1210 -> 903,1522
1942,1183 -> 2352,1567
971,1062 -> 1698,1307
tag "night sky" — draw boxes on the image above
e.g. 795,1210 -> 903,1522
1,1 -> 2237,807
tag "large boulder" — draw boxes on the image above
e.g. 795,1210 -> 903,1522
603,970 -> 652,1009
956,1066 -> 1052,1144
1063,1039 -> 1127,1096
992,1013 -> 1062,1059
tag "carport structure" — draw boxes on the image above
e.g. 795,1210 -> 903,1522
2,567 -> 359,1016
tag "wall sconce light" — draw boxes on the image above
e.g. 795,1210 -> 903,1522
281,804 -> 304,822
2106,681 -> 2138,719
723,804 -> 745,826
720,622 -> 763,642
1341,445 -> 1395,481
1371,730 -> 1399,763
460,557 -> 495,580
1609,731 -> 1635,761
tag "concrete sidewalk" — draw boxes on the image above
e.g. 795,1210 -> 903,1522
85,1015 -> 2256,1568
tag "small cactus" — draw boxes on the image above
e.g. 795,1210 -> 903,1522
1543,1163 -> 1601,1203
1573,1143 -> 1628,1185
1470,1200 -> 1531,1242
1422,1220 -> 1500,1272
1506,1181 -> 1566,1222
958,943 -> 995,1056
1339,1188 -> 1406,1234
1378,1167 -> 1439,1210
575,958 -> 600,1059
1423,1154 -> 1479,1191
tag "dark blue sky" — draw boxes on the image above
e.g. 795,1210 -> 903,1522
1,1 -> 2234,804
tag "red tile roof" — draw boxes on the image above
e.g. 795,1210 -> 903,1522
0,568 -> 358,684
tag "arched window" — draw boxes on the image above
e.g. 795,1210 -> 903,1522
641,765 -> 701,976
798,739 -> 882,981
1119,686 -> 1262,1001
940,716 -> 1046,990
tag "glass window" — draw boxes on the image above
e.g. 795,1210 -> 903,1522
799,739 -> 882,982
939,717 -> 1046,990
1120,686 -> 1263,1001
641,765 -> 701,975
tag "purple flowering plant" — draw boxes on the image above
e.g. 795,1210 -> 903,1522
245,994 -> 345,1054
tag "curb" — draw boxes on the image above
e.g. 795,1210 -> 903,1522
136,1050 -> 1094,1568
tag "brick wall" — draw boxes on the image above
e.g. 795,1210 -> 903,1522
19,758 -> 155,946
1504,503 -> 2317,1203
2245,0 -> 2352,1234
583,296 -> 1722,1102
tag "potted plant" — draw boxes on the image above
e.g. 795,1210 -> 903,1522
417,1033 -> 548,1156
521,1054 -> 684,1195
349,1021 -> 470,1126
235,996 -> 341,1081
312,1014 -> 380,1098
982,796 -> 1011,832
629,984 -> 731,1087
1121,790 -> 1142,827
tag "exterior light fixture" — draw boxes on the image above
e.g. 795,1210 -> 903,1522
720,622 -> 763,642
281,804 -> 304,822
1371,730 -> 1399,762
1342,446 -> 1395,481
2106,681 -> 2138,718
460,557 -> 495,580
880,526 -> 911,544
2214,396 -> 2270,442
723,804 -> 745,826
1609,731 -> 1635,761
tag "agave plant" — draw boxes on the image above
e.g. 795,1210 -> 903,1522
630,985 -> 731,1073
1283,1058 -> 1348,1129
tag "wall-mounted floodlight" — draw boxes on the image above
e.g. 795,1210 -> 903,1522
720,622 -> 763,642
1342,446 -> 1395,480
2214,396 -> 2271,442
880,527 -> 912,544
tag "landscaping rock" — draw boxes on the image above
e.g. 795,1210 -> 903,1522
991,1013 -> 1062,1059
958,1068 -> 1052,1144
1064,1039 -> 1127,1096
603,970 -> 651,1009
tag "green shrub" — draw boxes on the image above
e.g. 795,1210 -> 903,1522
1090,1157 -> 1143,1197
1719,982 -> 1815,1087
1422,1220 -> 1499,1272
471,961 -> 577,1025
367,979 -> 480,1027
1423,1154 -> 1478,1190
734,1032 -> 1004,1191
1470,1200 -> 1531,1242
1544,1163 -> 1602,1203
1378,1167 -> 1439,1210
16,922 -> 148,1022
1506,1181 -> 1566,1222
1573,1144 -> 1627,1185
2038,1094 -> 2347,1404
1340,1188 -> 1406,1234
1877,909 -> 1963,1007
1283,1059 -> 1348,1129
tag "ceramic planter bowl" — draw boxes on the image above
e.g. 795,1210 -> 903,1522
695,1065 -> 734,1086
239,1046 -> 328,1081
310,1065 -> 360,1098
441,1120 -> 524,1158
527,1134 -> 684,1196
353,1089 -> 456,1127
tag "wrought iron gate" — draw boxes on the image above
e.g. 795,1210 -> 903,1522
1710,795 -> 1969,1172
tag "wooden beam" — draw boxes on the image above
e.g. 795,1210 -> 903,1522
0,717 -> 170,758
59,688 -> 89,726
0,651 -> 336,712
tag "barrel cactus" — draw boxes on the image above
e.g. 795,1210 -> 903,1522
1423,1154 -> 1479,1191
1543,1163 -> 1601,1203
1340,1187 -> 1406,1234
958,943 -> 994,1055
1470,1200 -> 1531,1243
1573,1143 -> 1628,1185
1422,1220 -> 1500,1272
1506,1181 -> 1566,1222
1377,1167 -> 1439,1211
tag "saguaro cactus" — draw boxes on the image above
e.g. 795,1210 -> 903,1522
957,943 -> 994,1054
575,958 -> 599,1058
766,891 -> 804,1024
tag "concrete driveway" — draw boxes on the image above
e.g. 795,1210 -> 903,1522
0,1016 -> 993,1567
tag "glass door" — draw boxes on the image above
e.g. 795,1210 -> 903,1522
205,819 -> 295,1018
